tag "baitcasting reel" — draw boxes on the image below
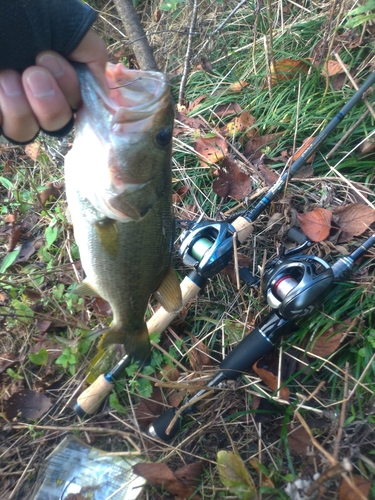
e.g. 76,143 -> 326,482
179,220 -> 237,278
262,251 -> 335,320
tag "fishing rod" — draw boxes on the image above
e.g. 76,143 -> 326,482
74,71 -> 375,417
149,229 -> 375,441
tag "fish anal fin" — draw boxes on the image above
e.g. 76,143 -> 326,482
74,279 -> 101,297
101,324 -> 151,364
154,266 -> 182,313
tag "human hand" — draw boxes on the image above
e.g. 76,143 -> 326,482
0,29 -> 108,144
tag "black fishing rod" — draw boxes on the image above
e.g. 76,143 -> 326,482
74,71 -> 375,417
149,229 -> 375,441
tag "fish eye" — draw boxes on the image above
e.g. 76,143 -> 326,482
155,126 -> 173,147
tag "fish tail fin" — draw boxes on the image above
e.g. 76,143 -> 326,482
101,324 -> 151,364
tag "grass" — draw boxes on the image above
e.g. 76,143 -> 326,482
1,0 -> 375,498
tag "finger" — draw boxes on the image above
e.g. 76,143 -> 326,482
68,29 -> 109,93
0,70 -> 39,143
22,67 -> 73,133
36,51 -> 81,110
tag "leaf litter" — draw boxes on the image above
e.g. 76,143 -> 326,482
2,1 -> 375,499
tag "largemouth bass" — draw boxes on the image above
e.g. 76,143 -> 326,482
65,63 -> 182,363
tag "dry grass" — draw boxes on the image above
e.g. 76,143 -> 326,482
1,0 -> 375,499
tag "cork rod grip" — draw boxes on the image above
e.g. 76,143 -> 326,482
147,276 -> 200,334
76,374 -> 114,416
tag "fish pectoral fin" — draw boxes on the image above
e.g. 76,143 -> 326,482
74,279 -> 101,297
101,324 -> 151,364
154,266 -> 182,313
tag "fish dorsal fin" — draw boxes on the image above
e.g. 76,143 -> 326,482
154,266 -> 182,313
74,279 -> 101,297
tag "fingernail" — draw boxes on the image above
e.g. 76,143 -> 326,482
0,71 -> 22,97
26,70 -> 54,98
37,54 -> 64,78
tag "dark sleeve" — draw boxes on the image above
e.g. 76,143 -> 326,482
0,0 -> 98,72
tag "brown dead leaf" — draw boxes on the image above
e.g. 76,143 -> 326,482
213,157 -> 252,200
222,254 -> 252,284
5,389 -> 52,420
270,58 -> 309,85
0,353 -> 21,374
154,8 -> 161,22
7,225 -> 22,251
338,475 -> 372,499
39,182 -> 63,207
3,213 -> 16,223
257,162 -> 279,186
174,462 -> 204,486
172,185 -> 190,204
297,208 -> 332,242
321,60 -> 348,77
133,462 -> 201,500
306,321 -> 350,357
333,203 -> 375,242
188,334 -> 212,371
249,458 -> 274,487
359,135 -> 375,155
221,111 -> 257,138
187,94 -> 208,113
194,136 -> 228,166
292,136 -> 316,163
244,132 -> 284,160
253,358 -> 290,401
196,58 -> 213,73
213,102 -> 242,118
135,386 -> 165,429
229,80 -> 249,92
24,142 -> 42,161
287,424 -> 313,455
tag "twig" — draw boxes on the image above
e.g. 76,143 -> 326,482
333,362 -> 349,461
178,0 -> 199,107
112,0 -> 159,71
194,0 -> 248,62
8,445 -> 41,499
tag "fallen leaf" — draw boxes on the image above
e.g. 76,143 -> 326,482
0,353 -> 21,374
174,462 -> 204,486
135,386 -> 165,428
217,450 -> 256,500
25,142 -> 42,161
3,213 -> 16,223
154,8 -> 161,22
321,60 -> 349,77
257,162 -> 279,186
222,254 -> 252,285
253,358 -> 290,402
306,320 -> 350,357
188,334 -> 212,372
338,474 -> 372,499
194,136 -> 228,166
244,132 -> 284,160
297,208 -> 332,242
249,458 -> 274,487
196,58 -> 213,73
230,80 -> 249,92
359,135 -> 375,155
172,185 -> 190,204
188,94 -> 208,112
221,111 -> 257,138
5,389 -> 52,420
333,203 -> 375,242
133,462 -> 201,499
38,182 -> 63,207
213,102 -> 242,118
292,136 -> 316,163
213,157 -> 252,200
287,424 -> 313,455
270,59 -> 309,85
7,225 -> 22,251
